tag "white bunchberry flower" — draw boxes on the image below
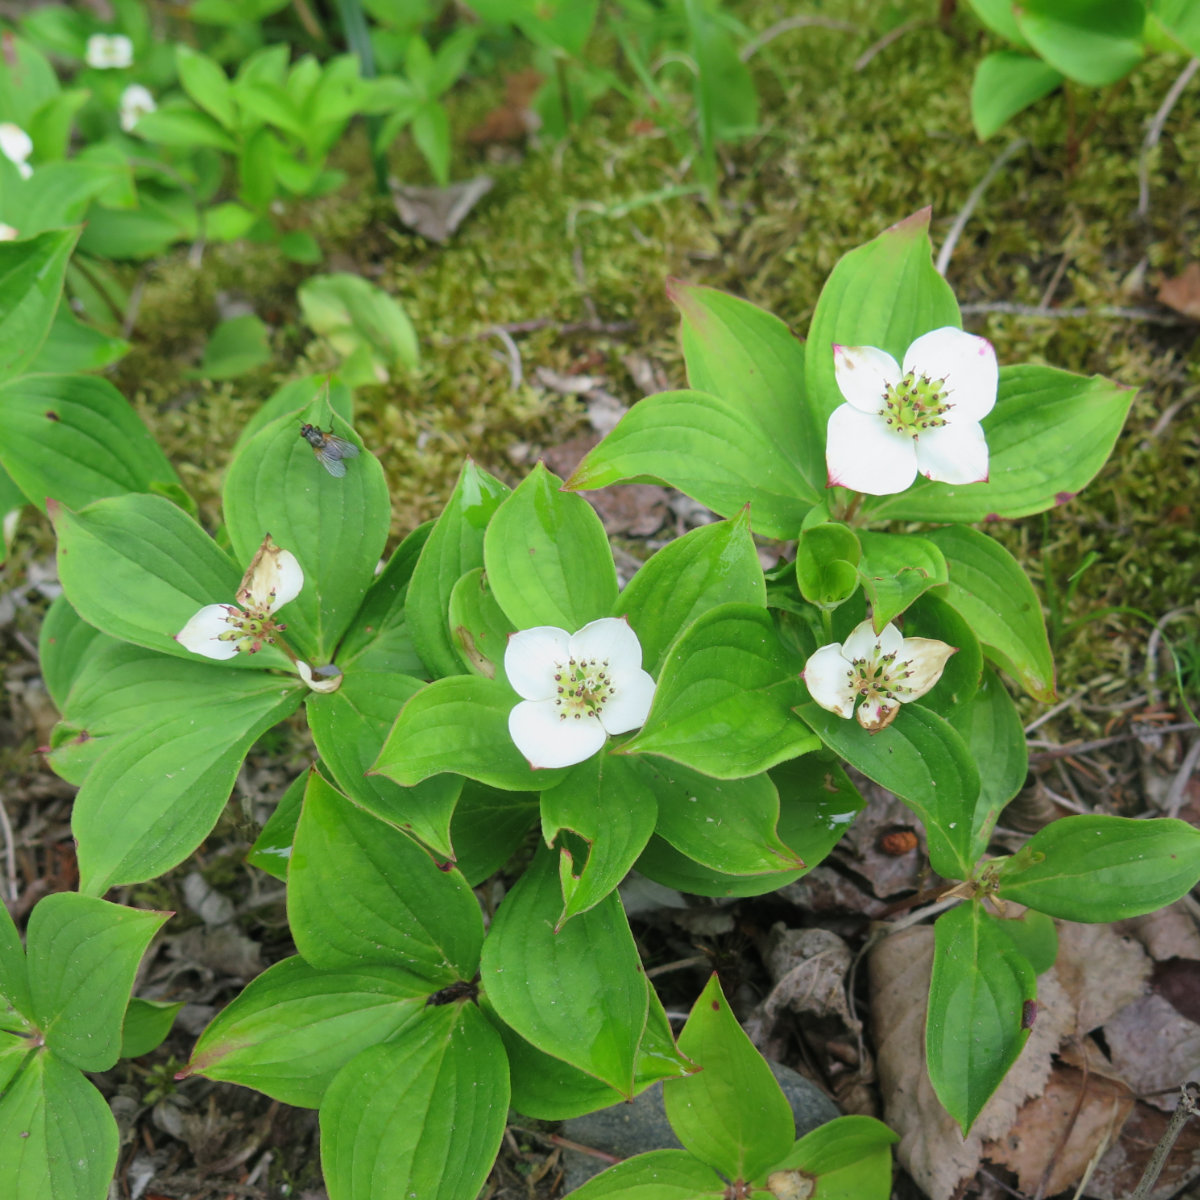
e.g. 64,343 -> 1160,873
86,33 -> 134,70
119,84 -> 156,132
803,619 -> 956,733
505,617 -> 656,769
176,535 -> 303,661
0,124 -> 33,180
0,224 -> 18,241
826,327 -> 998,496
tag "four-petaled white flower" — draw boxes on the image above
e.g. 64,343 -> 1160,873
119,84 -> 156,132
176,534 -> 303,661
505,617 -> 656,769
0,124 -> 33,180
0,224 -> 18,241
803,619 -> 956,733
86,33 -> 134,69
826,327 -> 998,497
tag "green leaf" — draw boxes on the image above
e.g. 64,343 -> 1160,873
993,909 -> 1058,976
406,460 -> 510,678
569,1150 -> 726,1198
996,815 -> 1200,920
664,974 -> 794,1183
412,102 -> 452,186
484,462 -> 618,632
865,366 -> 1136,523
134,102 -> 239,151
1015,0 -> 1145,87
927,903 -> 1035,1132
804,209 -> 960,442
223,397 -> 390,663
0,374 -> 180,513
0,229 -> 78,383
900,591 -> 984,721
307,668 -> 462,859
205,202 -> 259,242
373,674 -> 565,791
626,604 -> 817,779
187,956 -> 426,1108
26,304 -> 129,374
232,373 -> 354,457
672,282 -> 820,500
567,390 -> 815,540
971,52 -> 1064,138
447,566 -> 515,677
766,1115 -> 898,1199
0,897 -> 31,1023
481,846 -> 647,1094
855,531 -> 947,630
687,0 -> 759,143
72,672 -> 302,894
449,782 -> 539,886
121,998 -> 185,1059
320,1004 -> 509,1200
26,894 -> 167,1073
540,753 -> 658,924
188,314 -> 272,380
51,492 -> 251,663
288,772 -> 485,983
0,1051 -> 118,1200
175,45 -> 236,129
616,509 -> 766,676
923,525 -> 1055,702
797,520 -> 862,612
246,770 -> 306,881
37,593 -> 110,712
966,0 -> 1030,45
796,702 -> 981,879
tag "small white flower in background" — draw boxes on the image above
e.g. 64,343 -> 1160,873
296,660 -> 343,695
0,123 -> 33,180
505,617 -> 656,769
0,224 -> 18,241
826,327 -> 998,496
176,534 -> 303,661
803,619 -> 956,733
86,33 -> 134,69
119,84 -> 156,132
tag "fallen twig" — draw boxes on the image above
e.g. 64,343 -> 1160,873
936,138 -> 1029,276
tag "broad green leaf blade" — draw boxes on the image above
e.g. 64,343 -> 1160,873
966,0 -> 1030,44
1015,0 -> 1145,86
26,894 -> 167,1073
900,591 -> 984,722
687,1 -> 759,143
481,846 -> 647,1094
927,903 -> 1035,1132
971,52 -> 1063,138
232,373 -> 354,457
796,702 -> 980,880
50,493 -> 257,665
120,998 -> 185,1059
672,281 -> 820,499
450,782 -> 539,887
626,604 -> 817,778
664,974 -> 794,1183
765,1115 -> 897,1199
922,525 -> 1055,702
796,520 -> 861,611
320,1004 -> 508,1200
36,593 -> 108,714
856,531 -> 947,631
186,956 -> 426,1108
540,753 -> 658,923
25,305 -> 130,374
804,210 -> 960,440
567,389 -> 815,541
406,461 -> 510,678
866,366 -> 1136,523
0,898 -> 31,1023
996,815 -> 1200,920
223,396 -> 390,662
0,1051 -> 118,1200
373,674 -> 565,791
616,509 -> 766,676
175,45 -> 236,128
189,314 -> 271,379
307,669 -> 462,859
569,1149 -> 727,1198
0,228 -> 78,382
288,772 -> 484,983
447,566 -> 515,677
72,676 -> 302,895
484,462 -> 618,631
246,770 -> 306,881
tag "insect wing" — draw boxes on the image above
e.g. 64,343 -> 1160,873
312,433 -> 360,477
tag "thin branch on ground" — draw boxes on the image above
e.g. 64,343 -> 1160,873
1164,735 -> 1200,819
0,796 -> 16,905
1130,1083 -> 1200,1200
1028,722 -> 1199,763
740,15 -> 857,62
959,300 -> 1193,325
936,138 -> 1028,276
1137,58 -> 1200,219
853,18 -> 932,72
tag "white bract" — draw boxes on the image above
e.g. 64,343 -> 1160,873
86,33 -> 134,69
176,535 -> 303,661
0,124 -> 33,180
505,617 -> 656,769
803,619 -> 955,733
826,327 -> 998,496
0,224 -> 18,241
119,84 -> 156,132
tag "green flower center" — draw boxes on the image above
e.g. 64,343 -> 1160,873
847,649 -> 915,702
553,656 -> 616,722
216,605 -> 284,655
881,370 -> 951,438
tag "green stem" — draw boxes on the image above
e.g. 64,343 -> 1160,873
331,0 -> 387,193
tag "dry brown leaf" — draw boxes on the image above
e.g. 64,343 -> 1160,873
1101,992 -> 1200,1105
466,69 -> 543,144
837,783 -> 936,899
1086,1094 -> 1200,1200
981,1064 -> 1134,1196
1116,900 -> 1200,962
388,177 -> 494,243
1055,922 -> 1150,1034
778,865 -> 888,919
1158,261 -> 1200,319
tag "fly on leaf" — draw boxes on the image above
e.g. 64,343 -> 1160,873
300,423 -> 360,477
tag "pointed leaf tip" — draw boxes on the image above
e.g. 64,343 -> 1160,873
888,206 -> 933,235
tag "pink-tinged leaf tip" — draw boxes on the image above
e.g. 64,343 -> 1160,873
1055,491 -> 1076,506
886,206 -> 933,237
